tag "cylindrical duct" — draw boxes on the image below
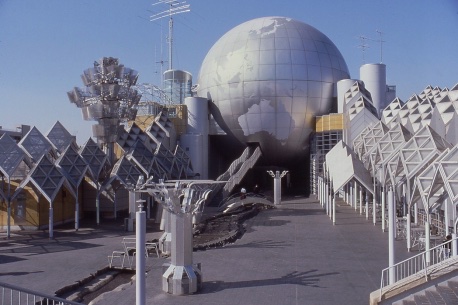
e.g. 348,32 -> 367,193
182,97 -> 209,179
180,134 -> 205,179
337,79 -> 358,113
360,63 -> 386,117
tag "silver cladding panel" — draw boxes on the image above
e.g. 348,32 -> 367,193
196,16 -> 350,162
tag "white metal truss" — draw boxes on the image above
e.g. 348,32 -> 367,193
437,145 -> 458,204
400,125 -> 451,182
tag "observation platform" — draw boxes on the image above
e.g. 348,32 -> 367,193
0,196 -> 415,305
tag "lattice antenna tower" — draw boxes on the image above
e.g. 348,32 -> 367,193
151,0 -> 190,71
358,35 -> 370,63
376,30 -> 385,63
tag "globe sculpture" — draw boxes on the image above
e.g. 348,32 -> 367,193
196,17 -> 350,163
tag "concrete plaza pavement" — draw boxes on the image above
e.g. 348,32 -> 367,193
0,196 -> 414,305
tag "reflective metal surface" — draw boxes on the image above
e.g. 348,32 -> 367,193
196,17 -> 350,162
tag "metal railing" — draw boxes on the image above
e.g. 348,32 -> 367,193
379,237 -> 455,298
0,281 -> 83,305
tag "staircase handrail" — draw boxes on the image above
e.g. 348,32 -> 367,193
216,147 -> 251,181
223,147 -> 261,193
0,280 -> 84,305
379,236 -> 457,299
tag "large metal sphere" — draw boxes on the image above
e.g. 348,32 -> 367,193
196,17 -> 350,163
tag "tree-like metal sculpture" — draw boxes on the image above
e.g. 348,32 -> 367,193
148,181 -> 208,295
67,57 -> 141,163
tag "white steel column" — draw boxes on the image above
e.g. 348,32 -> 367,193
365,191 -> 369,219
452,233 -> 457,257
444,198 -> 450,236
425,215 -> 431,265
332,194 -> 336,225
49,204 -> 54,239
354,183 -> 358,211
388,188 -> 395,285
381,187 -> 386,232
136,200 -> 146,305
359,187 -> 363,215
373,193 -> 377,225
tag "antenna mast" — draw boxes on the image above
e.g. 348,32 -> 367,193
376,30 -> 385,63
358,35 -> 370,63
151,0 -> 190,71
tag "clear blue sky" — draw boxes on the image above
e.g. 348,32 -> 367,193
1,0 -> 457,144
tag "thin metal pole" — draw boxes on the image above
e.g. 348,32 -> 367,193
388,187 -> 395,285
136,201 -> 146,305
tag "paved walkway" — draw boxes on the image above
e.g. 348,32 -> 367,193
0,196 -> 414,305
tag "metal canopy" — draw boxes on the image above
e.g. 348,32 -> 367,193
56,144 -> 88,190
125,139 -> 155,177
155,143 -> 180,179
108,155 -> 143,189
0,134 -> 26,179
18,126 -> 54,163
46,121 -> 76,154
325,140 -> 374,195
79,137 -> 108,181
174,145 -> 194,178
16,154 -> 66,203
117,122 -> 155,153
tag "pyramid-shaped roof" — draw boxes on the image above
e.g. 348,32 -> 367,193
0,134 -> 26,179
46,121 -> 76,154
18,126 -> 54,163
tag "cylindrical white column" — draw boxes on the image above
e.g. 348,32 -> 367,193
382,187 -> 386,232
388,188 -> 395,285
49,206 -> 54,239
360,63 -> 386,116
136,204 -> 146,305
332,195 -> 336,225
337,79 -> 358,114
452,233 -> 457,257
445,198 -> 450,236
184,97 -> 209,179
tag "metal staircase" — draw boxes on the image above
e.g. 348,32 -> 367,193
207,145 -> 262,206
